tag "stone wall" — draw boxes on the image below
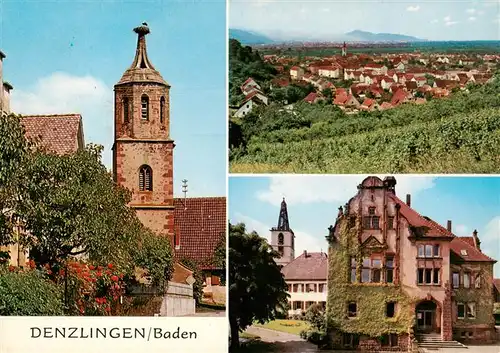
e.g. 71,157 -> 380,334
160,281 -> 195,317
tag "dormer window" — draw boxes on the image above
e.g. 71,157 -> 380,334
141,95 -> 149,120
460,249 -> 468,256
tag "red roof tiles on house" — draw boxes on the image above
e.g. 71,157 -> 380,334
450,237 -> 496,263
388,194 -> 454,238
21,114 -> 84,155
174,197 -> 226,270
459,237 -> 475,247
281,252 -> 328,281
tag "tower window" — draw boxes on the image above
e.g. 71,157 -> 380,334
139,165 -> 152,191
141,95 -> 149,120
160,96 -> 165,123
123,97 -> 130,123
278,233 -> 284,245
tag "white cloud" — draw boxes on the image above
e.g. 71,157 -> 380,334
468,16 -> 477,21
406,5 -> 420,12
479,216 -> 500,276
11,72 -> 114,166
232,212 -> 325,255
256,175 -> 436,207
443,16 -> 458,26
466,8 -> 476,14
431,19 -> 439,24
443,16 -> 451,21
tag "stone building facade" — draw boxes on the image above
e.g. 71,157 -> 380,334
112,23 -> 175,245
326,176 -> 497,350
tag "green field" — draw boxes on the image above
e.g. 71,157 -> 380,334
253,320 -> 310,335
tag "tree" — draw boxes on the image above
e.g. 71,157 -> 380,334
180,258 -> 204,305
228,223 -> 288,348
213,232 -> 226,285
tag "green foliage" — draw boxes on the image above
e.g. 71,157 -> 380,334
133,230 -> 174,288
326,219 -> 414,338
213,232 -> 226,285
0,266 -> 64,315
229,222 -> 289,348
180,258 -> 204,304
231,76 -> 500,173
300,304 -> 328,346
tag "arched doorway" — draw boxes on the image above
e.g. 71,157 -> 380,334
415,300 -> 439,333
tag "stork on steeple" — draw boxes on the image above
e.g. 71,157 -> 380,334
277,197 -> 290,231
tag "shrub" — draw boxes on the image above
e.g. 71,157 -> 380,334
0,266 -> 63,315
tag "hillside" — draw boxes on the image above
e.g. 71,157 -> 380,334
345,30 -> 424,42
229,76 -> 500,173
229,29 -> 274,45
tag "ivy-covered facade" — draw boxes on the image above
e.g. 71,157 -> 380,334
325,176 -> 497,350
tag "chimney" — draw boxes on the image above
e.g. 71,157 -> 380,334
406,194 -> 411,207
472,229 -> 481,250
447,220 -> 452,232
303,250 -> 308,257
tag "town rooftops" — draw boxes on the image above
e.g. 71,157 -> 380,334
281,251 -> 328,281
450,237 -> 496,263
173,197 -> 226,270
21,114 -> 84,155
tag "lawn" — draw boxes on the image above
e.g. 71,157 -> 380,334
253,319 -> 310,335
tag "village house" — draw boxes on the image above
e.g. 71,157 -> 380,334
240,77 -> 261,95
334,92 -> 360,110
360,98 -> 379,111
290,66 -> 304,80
234,86 -> 269,118
325,176 -> 497,351
318,65 -> 341,79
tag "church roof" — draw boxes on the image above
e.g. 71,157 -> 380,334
21,114 -> 84,155
173,197 -> 226,270
116,23 -> 169,87
281,252 -> 328,281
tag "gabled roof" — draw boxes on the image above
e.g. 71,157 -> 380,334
460,237 -> 475,247
281,252 -> 328,281
174,197 -> 226,270
388,194 -> 454,238
21,114 -> 84,155
450,237 -> 496,263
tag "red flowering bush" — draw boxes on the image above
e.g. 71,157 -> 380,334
53,260 -> 126,316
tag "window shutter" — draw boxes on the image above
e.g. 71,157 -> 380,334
139,169 -> 144,190
145,168 -> 151,191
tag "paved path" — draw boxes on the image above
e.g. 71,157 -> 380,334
184,310 -> 225,317
423,344 -> 500,353
245,326 -> 318,352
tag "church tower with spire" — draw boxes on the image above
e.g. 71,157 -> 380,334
112,23 -> 175,242
341,41 -> 347,57
270,198 -> 295,267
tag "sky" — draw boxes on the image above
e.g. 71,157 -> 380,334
0,0 -> 226,197
229,175 -> 500,276
230,0 -> 500,41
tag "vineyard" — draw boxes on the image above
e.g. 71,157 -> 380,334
229,76 -> 500,173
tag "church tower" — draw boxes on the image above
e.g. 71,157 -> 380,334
341,41 -> 347,57
270,198 -> 295,267
113,23 -> 175,242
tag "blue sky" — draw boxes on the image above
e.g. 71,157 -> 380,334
1,0 -> 226,197
230,0 -> 500,41
229,175 -> 500,276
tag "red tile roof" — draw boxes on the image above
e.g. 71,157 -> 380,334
460,237 -> 475,247
304,92 -> 318,103
450,237 -> 496,262
281,252 -> 328,281
21,114 -> 84,155
388,194 -> 454,238
174,197 -> 226,270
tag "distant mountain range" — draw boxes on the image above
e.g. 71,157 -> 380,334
229,29 -> 274,45
229,28 -> 425,45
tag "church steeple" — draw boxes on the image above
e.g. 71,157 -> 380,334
277,197 -> 290,231
116,23 -> 168,87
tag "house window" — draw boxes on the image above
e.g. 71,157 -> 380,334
350,257 -> 357,283
387,216 -> 394,230
123,97 -> 130,123
457,303 -> 465,319
418,245 -> 424,257
138,165 -> 153,191
418,268 -> 439,285
463,273 -> 470,288
474,275 -> 481,288
386,257 -> 394,283
319,283 -> 326,292
343,333 -> 359,348
418,244 -> 440,258
363,207 -> 380,229
452,272 -> 460,288
433,245 -> 440,257
141,95 -> 149,120
381,334 -> 398,347
160,96 -> 165,123
361,258 -> 370,283
347,302 -> 357,317
307,284 -> 316,292
467,303 -> 475,319
372,258 -> 382,283
386,302 -> 396,318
